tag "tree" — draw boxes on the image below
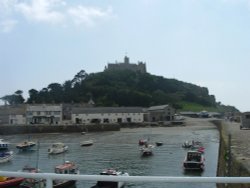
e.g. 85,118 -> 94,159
1,90 -> 25,105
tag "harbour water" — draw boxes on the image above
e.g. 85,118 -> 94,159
0,124 -> 219,188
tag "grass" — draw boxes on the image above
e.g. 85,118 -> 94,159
177,101 -> 219,112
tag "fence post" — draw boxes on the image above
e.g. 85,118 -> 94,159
46,177 -> 53,188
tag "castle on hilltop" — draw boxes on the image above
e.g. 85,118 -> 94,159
105,56 -> 147,73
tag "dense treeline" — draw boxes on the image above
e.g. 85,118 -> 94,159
1,70 -> 239,112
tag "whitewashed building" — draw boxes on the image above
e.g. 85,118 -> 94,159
72,107 -> 144,124
26,104 -> 63,125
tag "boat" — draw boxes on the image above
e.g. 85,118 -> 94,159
182,141 -> 193,148
155,141 -> 163,146
80,139 -> 94,146
183,151 -> 205,171
0,151 -> 13,163
91,168 -> 129,188
0,139 -> 9,150
48,142 -> 68,154
197,146 -> 205,153
53,161 -> 80,188
140,143 -> 154,156
19,166 -> 46,188
0,176 -> 25,188
138,139 -> 148,146
16,141 -> 36,151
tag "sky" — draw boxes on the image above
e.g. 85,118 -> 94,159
1,0 -> 250,112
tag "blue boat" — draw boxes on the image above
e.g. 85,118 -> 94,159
0,139 -> 9,150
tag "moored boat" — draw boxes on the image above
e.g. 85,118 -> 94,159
0,139 -> 9,150
183,150 -> 205,171
53,161 -> 80,188
155,141 -> 163,146
16,141 -> 36,151
0,176 -> 24,188
138,139 -> 148,146
140,143 -> 154,156
0,151 -> 13,163
80,139 -> 94,147
48,143 -> 68,154
91,168 -> 129,188
19,166 -> 46,188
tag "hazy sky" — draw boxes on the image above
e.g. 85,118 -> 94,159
1,0 -> 250,112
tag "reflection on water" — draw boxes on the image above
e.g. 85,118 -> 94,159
1,126 -> 219,188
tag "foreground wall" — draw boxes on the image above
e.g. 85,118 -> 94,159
212,120 -> 250,188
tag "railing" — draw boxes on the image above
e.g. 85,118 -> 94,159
1,171 -> 250,188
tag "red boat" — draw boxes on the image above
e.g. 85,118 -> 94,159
0,176 -> 25,188
138,139 -> 148,146
53,161 -> 80,188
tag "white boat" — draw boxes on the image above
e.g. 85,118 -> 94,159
91,168 -> 129,188
53,161 -> 80,188
0,151 -> 13,163
183,150 -> 205,171
16,141 -> 36,151
80,139 -> 94,147
0,139 -> 9,150
48,142 -> 68,154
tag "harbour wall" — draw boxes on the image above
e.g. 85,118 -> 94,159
0,124 -> 120,135
212,120 -> 250,188
0,121 -> 184,135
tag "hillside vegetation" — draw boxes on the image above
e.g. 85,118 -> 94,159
2,70 -> 238,112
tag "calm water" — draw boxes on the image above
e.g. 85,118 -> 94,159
0,125 -> 219,188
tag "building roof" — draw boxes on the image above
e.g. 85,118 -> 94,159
72,107 -> 144,114
27,104 -> 62,111
147,105 -> 170,111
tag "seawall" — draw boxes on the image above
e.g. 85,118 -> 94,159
212,120 -> 250,188
0,124 -> 120,135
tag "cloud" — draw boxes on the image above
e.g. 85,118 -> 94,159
68,6 -> 114,27
0,19 -> 17,33
15,0 -> 65,24
0,0 -> 114,31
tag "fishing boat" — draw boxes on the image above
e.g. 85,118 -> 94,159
53,161 -> 80,188
48,142 -> 68,154
183,150 -> 205,171
0,151 -> 13,163
91,168 -> 129,188
0,139 -> 9,150
0,176 -> 25,188
16,141 -> 36,151
80,139 -> 94,146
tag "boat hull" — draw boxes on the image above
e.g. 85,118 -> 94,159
0,177 -> 25,188
53,180 -> 76,188
0,151 -> 13,163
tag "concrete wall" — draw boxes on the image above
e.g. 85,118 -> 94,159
212,120 -> 250,188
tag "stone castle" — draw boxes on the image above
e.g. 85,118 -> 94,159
105,56 -> 147,73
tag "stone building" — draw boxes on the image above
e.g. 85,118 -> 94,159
105,56 -> 147,73
146,104 -> 175,122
